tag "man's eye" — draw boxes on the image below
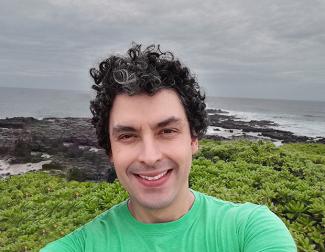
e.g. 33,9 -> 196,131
118,134 -> 135,141
161,128 -> 177,135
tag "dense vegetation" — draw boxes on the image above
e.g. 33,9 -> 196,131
0,140 -> 324,252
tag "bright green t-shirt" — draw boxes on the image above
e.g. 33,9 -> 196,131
41,190 -> 296,252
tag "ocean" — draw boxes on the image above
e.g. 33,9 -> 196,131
206,96 -> 325,138
0,87 -> 92,119
1,87 -> 324,138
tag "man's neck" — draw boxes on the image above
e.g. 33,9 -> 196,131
128,189 -> 195,224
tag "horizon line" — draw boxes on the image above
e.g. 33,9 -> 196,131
1,85 -> 324,103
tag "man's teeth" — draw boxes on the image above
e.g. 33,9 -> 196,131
139,171 -> 168,181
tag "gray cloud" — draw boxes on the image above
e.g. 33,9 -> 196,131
0,0 -> 324,101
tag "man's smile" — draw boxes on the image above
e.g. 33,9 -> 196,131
133,169 -> 173,187
138,170 -> 168,181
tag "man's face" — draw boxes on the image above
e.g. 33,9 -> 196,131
109,89 -> 198,211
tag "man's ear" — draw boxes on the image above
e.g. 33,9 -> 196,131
191,137 -> 199,155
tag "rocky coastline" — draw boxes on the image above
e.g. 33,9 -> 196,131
206,109 -> 325,144
1,111 -> 324,181
0,117 -> 116,181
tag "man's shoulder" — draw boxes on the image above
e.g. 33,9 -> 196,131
193,190 -> 296,250
193,190 -> 263,216
193,190 -> 284,232
40,201 -> 128,252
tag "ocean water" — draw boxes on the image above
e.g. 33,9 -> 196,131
0,87 -> 92,119
0,87 -> 324,138
206,96 -> 325,138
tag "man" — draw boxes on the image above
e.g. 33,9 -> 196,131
41,44 -> 296,251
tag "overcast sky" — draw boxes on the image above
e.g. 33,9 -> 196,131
1,0 -> 324,101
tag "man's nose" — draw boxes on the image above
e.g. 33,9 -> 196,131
137,135 -> 162,166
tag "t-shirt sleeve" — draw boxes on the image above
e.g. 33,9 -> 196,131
241,205 -> 297,252
39,227 -> 85,252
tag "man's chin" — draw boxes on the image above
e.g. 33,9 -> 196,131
131,191 -> 175,211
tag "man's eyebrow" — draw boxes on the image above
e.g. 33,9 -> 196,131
112,125 -> 137,136
156,116 -> 182,128
111,117 -> 182,136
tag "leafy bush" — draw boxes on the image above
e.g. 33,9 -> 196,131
0,140 -> 324,251
192,140 -> 325,252
0,173 -> 128,251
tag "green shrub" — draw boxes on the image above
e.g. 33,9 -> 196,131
192,140 -> 325,252
0,173 -> 128,251
0,140 -> 324,251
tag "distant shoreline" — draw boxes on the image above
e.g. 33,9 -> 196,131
206,108 -> 325,143
2,86 -> 325,103
1,115 -> 324,179
1,87 -> 325,138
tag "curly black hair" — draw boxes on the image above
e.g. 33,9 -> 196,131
90,43 -> 208,156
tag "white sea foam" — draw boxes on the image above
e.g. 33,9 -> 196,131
207,96 -> 325,138
207,126 -> 284,146
0,160 -> 52,177
224,109 -> 325,138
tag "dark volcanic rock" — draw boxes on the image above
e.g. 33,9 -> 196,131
315,137 -> 325,144
0,117 -> 37,129
204,135 -> 228,141
206,108 -> 229,114
207,111 -> 317,143
0,117 -> 114,181
1,112 -> 323,180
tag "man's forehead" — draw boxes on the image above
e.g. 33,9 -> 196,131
111,89 -> 185,113
113,89 -> 181,103
109,89 -> 188,127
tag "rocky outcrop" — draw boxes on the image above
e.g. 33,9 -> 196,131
1,113 -> 324,181
0,117 -> 115,181
206,109 -> 322,143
